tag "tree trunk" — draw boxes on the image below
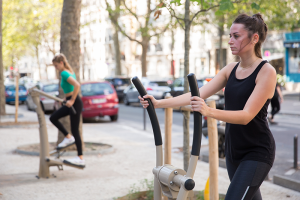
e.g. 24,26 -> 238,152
113,27 -> 121,75
218,16 -> 224,73
36,46 -> 42,80
171,29 -> 175,80
141,40 -> 149,77
0,0 -> 5,115
58,0 -> 84,150
183,0 -> 191,172
112,0 -> 121,76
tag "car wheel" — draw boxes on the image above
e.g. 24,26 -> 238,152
110,114 -> 118,122
123,95 -> 130,106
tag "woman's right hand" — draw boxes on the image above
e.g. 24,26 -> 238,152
138,95 -> 158,109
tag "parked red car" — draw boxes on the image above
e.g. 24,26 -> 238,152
81,81 -> 119,121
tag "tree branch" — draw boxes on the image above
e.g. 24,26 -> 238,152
191,0 -> 243,23
190,4 -> 220,22
164,3 -> 185,30
122,0 -> 142,28
111,15 -> 142,45
150,22 -> 170,38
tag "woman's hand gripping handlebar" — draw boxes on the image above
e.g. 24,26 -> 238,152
62,101 -> 77,115
132,77 -> 162,146
138,95 -> 159,109
187,73 -> 202,157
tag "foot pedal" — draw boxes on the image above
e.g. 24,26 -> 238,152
56,142 -> 75,151
63,160 -> 85,169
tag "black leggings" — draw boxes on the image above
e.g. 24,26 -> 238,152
270,96 -> 280,119
225,157 -> 271,200
50,95 -> 83,156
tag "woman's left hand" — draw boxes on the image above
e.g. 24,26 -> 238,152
65,99 -> 75,108
190,96 -> 209,116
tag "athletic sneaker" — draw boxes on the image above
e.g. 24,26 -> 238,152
63,156 -> 85,168
57,136 -> 75,150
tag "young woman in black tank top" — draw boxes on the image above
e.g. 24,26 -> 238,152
139,13 -> 277,200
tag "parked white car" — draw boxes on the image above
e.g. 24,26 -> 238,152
123,78 -> 171,105
26,80 -> 59,112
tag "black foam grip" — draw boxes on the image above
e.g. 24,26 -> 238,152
187,73 -> 203,156
131,76 -> 163,146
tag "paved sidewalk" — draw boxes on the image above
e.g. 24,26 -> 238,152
1,107 -> 300,199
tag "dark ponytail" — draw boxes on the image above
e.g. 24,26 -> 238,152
233,13 -> 268,58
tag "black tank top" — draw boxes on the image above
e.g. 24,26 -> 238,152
224,61 -> 275,166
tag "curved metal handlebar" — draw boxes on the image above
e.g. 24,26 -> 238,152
187,73 -> 202,156
131,77 -> 162,146
31,88 -> 76,115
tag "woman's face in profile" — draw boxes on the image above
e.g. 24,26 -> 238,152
53,61 -> 64,71
228,23 -> 253,55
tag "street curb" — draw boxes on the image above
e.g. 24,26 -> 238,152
0,123 -> 39,128
0,113 -> 24,119
15,142 -> 115,157
278,112 -> 300,117
273,174 -> 300,192
200,154 -> 227,168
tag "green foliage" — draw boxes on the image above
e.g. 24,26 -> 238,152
123,178 -> 154,200
196,190 -> 205,200
3,0 -> 63,69
251,2 -> 260,10
219,0 -> 234,11
277,74 -> 286,87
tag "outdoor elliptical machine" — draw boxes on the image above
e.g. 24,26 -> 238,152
29,88 -> 84,179
132,73 -> 202,200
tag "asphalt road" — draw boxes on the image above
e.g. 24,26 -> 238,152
18,100 -> 300,181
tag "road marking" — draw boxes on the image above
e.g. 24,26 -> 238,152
284,169 -> 296,175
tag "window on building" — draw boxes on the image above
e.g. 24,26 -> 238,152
179,59 -> 184,77
289,48 -> 300,73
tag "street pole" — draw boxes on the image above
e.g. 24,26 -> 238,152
143,107 -> 146,130
15,72 -> 19,123
294,135 -> 298,169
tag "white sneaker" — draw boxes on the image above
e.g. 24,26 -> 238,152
63,156 -> 85,168
57,136 -> 75,150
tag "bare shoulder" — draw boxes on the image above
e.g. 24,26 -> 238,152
222,62 -> 239,80
257,62 -> 276,79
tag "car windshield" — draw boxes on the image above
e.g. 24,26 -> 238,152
6,85 -> 26,91
149,81 -> 168,86
113,78 -> 131,86
81,83 -> 114,96
43,84 -> 58,93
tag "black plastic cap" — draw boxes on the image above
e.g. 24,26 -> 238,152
184,179 -> 195,191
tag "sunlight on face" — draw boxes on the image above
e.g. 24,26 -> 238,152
228,23 -> 252,55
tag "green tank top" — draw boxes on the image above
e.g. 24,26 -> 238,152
60,70 -> 76,94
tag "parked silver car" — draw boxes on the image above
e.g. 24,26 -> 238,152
123,79 -> 171,105
26,81 -> 59,112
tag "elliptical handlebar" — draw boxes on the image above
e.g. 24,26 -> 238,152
187,73 -> 202,156
31,88 -> 76,115
131,76 -> 162,146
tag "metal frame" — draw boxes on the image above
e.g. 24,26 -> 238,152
132,73 -> 203,200
29,88 -> 84,179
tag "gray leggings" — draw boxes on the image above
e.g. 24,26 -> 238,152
225,157 -> 271,200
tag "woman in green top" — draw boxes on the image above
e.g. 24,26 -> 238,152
50,54 -> 85,167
